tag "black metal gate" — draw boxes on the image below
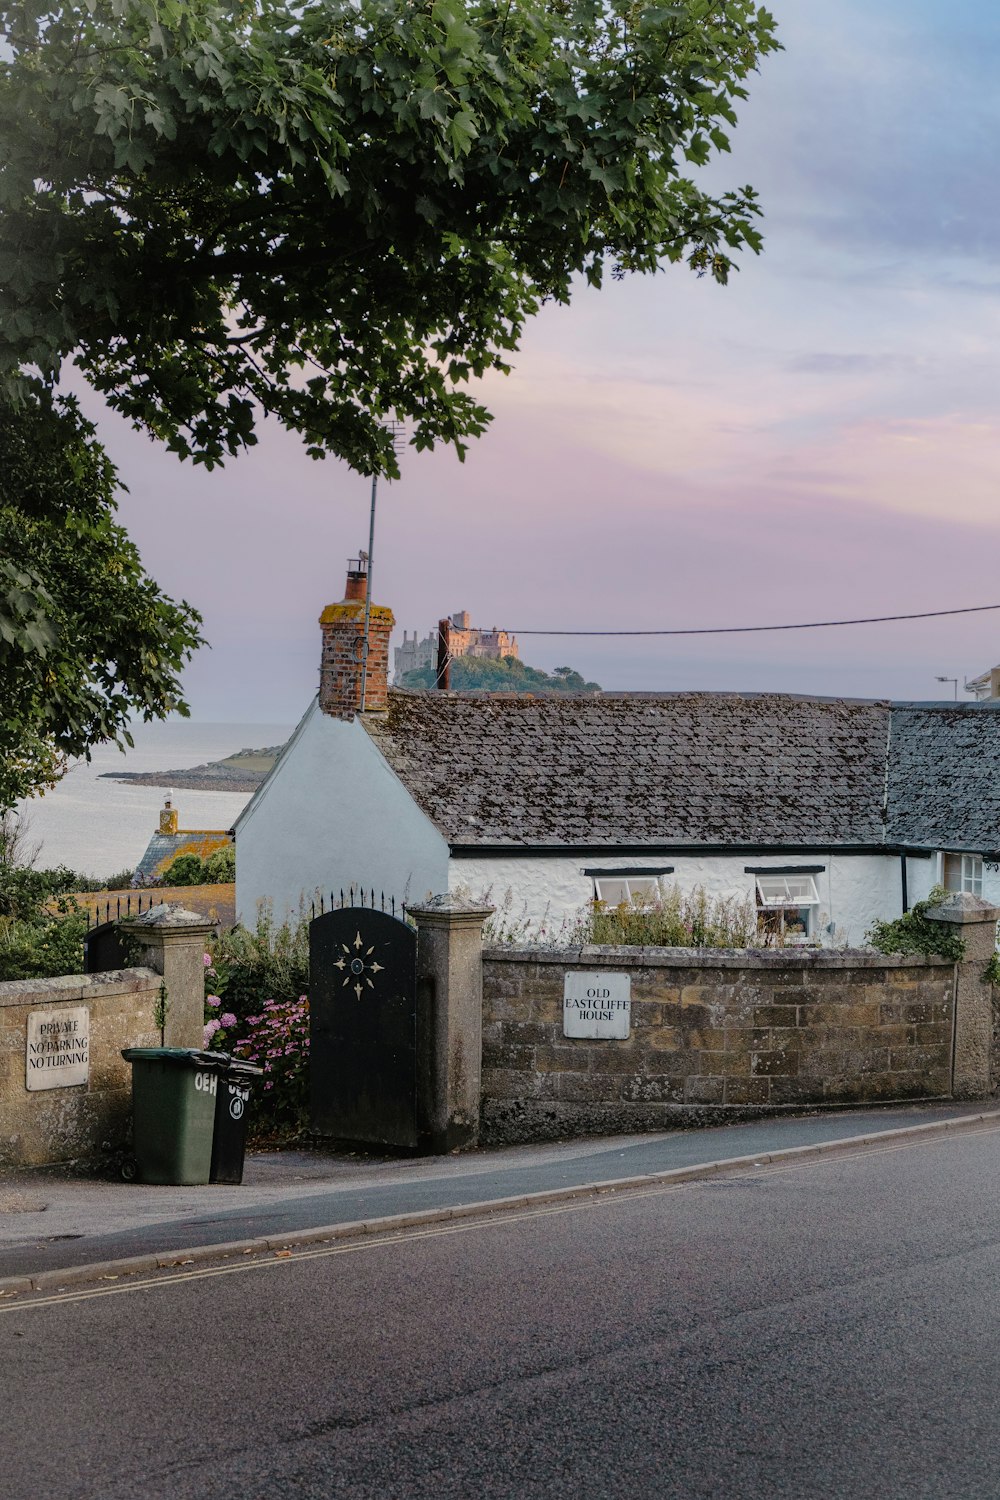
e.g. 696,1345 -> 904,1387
309,904 -> 417,1149
83,921 -> 132,974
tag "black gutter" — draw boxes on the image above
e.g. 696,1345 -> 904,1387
901,853 -> 909,914
448,843 -> 937,859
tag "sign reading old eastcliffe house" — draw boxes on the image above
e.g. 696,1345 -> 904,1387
25,1007 -> 90,1091
563,972 -> 631,1040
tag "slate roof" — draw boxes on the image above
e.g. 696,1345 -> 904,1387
360,690 -> 1000,852
887,701 -> 1000,852
133,829 -> 232,884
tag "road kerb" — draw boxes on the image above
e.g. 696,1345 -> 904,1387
6,1108 -> 1000,1297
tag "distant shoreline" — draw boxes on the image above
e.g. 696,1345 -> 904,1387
98,744 -> 283,795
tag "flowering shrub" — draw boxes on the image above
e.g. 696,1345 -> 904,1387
231,997 -> 310,1130
202,902 -> 311,1135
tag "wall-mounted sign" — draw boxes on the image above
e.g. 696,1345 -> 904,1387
25,1006 -> 90,1091
563,972 -> 631,1039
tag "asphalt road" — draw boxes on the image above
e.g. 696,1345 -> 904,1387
0,1102 -> 986,1280
6,1123 -> 1000,1498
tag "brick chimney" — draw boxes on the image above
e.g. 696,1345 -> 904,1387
318,557 -> 395,718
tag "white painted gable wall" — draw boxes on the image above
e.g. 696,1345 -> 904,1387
235,699 -> 449,923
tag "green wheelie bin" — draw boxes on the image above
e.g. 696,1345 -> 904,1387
121,1047 -> 229,1185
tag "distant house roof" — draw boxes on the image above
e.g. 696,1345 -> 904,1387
134,829 -> 232,884
359,690 -> 1000,853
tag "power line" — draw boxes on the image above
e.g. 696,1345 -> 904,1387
508,603 -> 1000,638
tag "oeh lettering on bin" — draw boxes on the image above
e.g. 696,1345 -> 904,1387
194,1071 -> 217,1095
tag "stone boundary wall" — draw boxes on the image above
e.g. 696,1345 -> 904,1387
0,969 -> 162,1168
481,946 -> 956,1144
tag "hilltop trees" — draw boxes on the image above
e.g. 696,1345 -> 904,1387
0,0 -> 780,475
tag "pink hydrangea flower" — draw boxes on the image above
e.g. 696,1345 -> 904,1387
203,1019 -> 222,1044
203,953 -> 212,967
205,995 -> 221,1008
220,1012 -> 238,1028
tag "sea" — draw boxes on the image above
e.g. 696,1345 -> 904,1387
12,720 -> 294,880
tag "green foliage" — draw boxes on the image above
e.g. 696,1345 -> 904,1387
232,997 -> 310,1134
160,852 -> 206,887
480,882 -> 760,948
203,844 -> 236,883
584,885 -> 760,948
0,867 -> 88,980
865,887 -> 966,963
0,819 -> 136,976
153,982 -> 169,1045
204,903 -> 311,1135
206,902 -> 310,1027
0,384 -> 204,809
0,899 -> 89,981
402,656 -> 602,694
0,0 -> 780,473
160,843 -> 235,886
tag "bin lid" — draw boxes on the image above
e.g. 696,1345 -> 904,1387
121,1047 -> 230,1068
223,1057 -> 265,1078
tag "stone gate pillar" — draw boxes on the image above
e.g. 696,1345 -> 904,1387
119,905 -> 217,1049
926,892 -> 1000,1098
407,895 -> 493,1153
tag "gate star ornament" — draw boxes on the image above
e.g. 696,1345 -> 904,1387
332,932 -> 385,1000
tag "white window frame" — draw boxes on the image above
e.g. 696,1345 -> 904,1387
754,874 -> 821,945
592,874 -> 664,905
943,852 -> 984,897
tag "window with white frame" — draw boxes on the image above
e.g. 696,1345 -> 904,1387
754,873 -> 821,944
591,873 -> 668,906
943,853 -> 984,896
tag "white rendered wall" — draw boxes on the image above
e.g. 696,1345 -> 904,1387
449,850 -> 908,947
235,699 -> 449,923
907,852 -> 1000,910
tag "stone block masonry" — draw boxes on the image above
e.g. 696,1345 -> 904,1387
481,947 -> 957,1144
0,969 -> 162,1168
1,903 -> 219,1168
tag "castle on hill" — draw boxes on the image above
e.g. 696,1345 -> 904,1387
394,611 -> 519,681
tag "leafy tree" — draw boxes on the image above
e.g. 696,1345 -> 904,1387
160,843 -> 236,884
0,0 -> 780,474
160,852 -> 206,887
0,386 -> 204,809
0,835 -> 89,980
401,654 -> 601,693
204,843 -> 236,883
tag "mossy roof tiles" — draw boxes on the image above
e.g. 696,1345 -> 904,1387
359,691 -> 1000,851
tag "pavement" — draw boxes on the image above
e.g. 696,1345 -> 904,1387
2,1100 -> 998,1293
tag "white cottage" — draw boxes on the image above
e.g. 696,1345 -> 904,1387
235,563 -> 1000,946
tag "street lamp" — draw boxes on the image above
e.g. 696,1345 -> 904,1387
359,421 -> 405,713
934,675 -> 958,701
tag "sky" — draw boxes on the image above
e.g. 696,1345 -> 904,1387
75,0 -> 1000,722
